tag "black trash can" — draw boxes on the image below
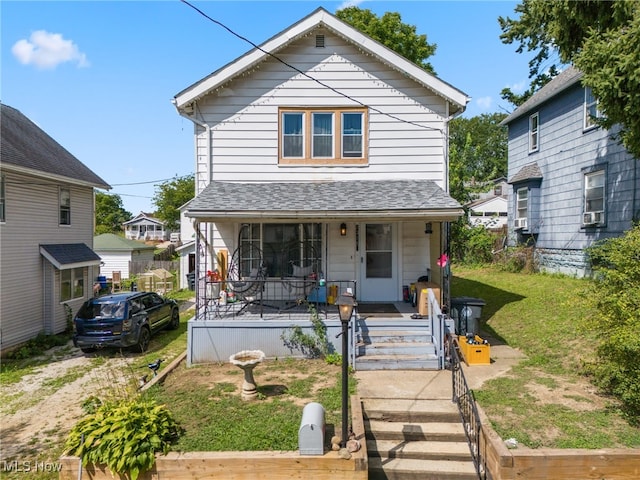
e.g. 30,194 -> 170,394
187,271 -> 195,291
131,282 -> 137,292
450,297 -> 485,335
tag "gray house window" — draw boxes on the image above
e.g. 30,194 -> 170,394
59,187 -> 71,225
61,267 -> 84,301
529,113 -> 539,152
584,87 -> 601,130
0,174 -> 5,223
515,187 -> 528,229
583,169 -> 605,225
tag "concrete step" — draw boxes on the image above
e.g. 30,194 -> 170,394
364,399 -> 460,423
368,457 -> 478,480
365,419 -> 468,443
367,439 -> 473,461
358,329 -> 431,344
357,341 -> 435,356
355,353 -> 439,371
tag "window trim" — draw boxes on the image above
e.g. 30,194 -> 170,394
583,87 -> 601,131
528,113 -> 539,153
60,267 -> 85,302
0,174 -> 5,223
582,168 -> 606,227
279,107 -> 368,165
59,187 -> 71,226
514,187 -> 529,229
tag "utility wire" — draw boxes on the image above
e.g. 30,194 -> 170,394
180,0 -> 444,133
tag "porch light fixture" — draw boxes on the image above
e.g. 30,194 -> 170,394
336,291 -> 357,447
340,223 -> 347,236
424,222 -> 433,235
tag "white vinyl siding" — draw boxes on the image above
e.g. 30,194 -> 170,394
195,30 -> 449,188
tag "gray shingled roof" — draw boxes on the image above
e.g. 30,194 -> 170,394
1,104 -> 110,188
186,180 -> 463,220
40,243 -> 102,269
508,162 -> 543,184
501,66 -> 583,125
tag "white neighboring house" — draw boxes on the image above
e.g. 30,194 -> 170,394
466,178 -> 508,230
0,104 -> 110,353
176,200 -> 196,290
123,212 -> 170,241
173,7 -> 469,306
93,233 -> 156,280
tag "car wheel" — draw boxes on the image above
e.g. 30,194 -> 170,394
80,347 -> 96,354
168,308 -> 180,330
137,327 -> 151,353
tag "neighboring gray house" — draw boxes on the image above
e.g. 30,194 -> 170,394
123,212 -> 170,241
0,104 -> 110,353
502,66 -> 640,276
94,233 -> 156,280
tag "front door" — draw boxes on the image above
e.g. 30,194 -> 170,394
359,223 -> 397,302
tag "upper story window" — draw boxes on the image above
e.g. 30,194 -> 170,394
583,169 -> 605,226
515,187 -> 528,229
0,174 -> 5,223
279,107 -> 367,165
584,87 -> 602,130
59,187 -> 71,225
529,113 -> 539,153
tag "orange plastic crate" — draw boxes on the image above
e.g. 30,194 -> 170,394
458,335 -> 490,365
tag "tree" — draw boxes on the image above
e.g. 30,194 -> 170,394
336,6 -> 437,74
152,174 -> 195,231
499,0 -> 640,158
95,192 -> 132,235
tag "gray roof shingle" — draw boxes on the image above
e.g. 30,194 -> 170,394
187,180 -> 462,220
1,104 -> 110,188
508,162 -> 543,184
40,243 -> 102,269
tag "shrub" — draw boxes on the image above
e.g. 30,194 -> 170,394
280,303 -> 331,358
583,224 -> 640,417
65,397 -> 180,480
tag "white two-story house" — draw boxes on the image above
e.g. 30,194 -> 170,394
0,104 -> 110,353
173,8 -> 468,316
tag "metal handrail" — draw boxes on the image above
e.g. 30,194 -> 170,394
450,335 -> 489,480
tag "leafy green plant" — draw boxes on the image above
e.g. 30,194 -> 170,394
65,398 -> 180,480
324,352 -> 342,365
280,303 -> 331,358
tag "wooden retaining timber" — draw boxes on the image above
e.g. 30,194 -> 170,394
58,395 -> 367,480
478,406 -> 640,480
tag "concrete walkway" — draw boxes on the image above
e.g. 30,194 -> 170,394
355,338 -> 527,399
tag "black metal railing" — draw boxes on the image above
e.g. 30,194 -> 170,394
449,334 -> 489,480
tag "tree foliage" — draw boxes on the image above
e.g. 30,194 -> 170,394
95,191 -> 132,235
499,0 -> 640,158
152,174 -> 194,231
584,225 -> 640,417
336,6 -> 437,74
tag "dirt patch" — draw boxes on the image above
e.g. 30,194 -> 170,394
524,372 -> 603,412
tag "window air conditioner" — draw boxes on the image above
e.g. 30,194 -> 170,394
514,218 -> 527,229
583,211 -> 604,225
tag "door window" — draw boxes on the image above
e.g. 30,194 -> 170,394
365,224 -> 392,278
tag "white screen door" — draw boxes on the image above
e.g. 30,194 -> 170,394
359,223 -> 397,301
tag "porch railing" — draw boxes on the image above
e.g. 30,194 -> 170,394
195,277 -> 357,321
450,335 -> 489,480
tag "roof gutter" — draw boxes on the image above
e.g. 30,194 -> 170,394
171,98 -> 212,184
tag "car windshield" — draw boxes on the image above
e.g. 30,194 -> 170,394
77,301 -> 126,320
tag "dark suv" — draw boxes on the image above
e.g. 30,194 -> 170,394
73,292 -> 179,353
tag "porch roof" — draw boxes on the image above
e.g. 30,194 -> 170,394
40,243 -> 102,270
186,180 -> 463,221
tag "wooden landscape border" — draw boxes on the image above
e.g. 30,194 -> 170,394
58,395 -> 368,480
478,406 -> 640,480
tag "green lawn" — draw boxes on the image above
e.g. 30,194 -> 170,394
452,265 -> 640,448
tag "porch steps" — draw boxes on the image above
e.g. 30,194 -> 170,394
362,398 -> 477,480
355,325 -> 439,370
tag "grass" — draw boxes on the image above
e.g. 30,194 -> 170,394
453,265 -> 640,449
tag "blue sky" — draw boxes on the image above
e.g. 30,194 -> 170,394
2,0 -> 529,214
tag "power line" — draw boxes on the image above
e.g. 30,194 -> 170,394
179,0 -> 444,133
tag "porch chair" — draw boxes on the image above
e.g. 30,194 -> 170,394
112,271 -> 122,292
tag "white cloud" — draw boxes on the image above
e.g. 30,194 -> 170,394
12,30 -> 89,70
476,96 -> 493,110
337,0 -> 364,10
505,80 -> 527,93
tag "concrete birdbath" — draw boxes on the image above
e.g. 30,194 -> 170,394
229,350 -> 265,401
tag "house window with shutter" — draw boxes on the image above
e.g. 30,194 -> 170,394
279,107 -> 367,165
60,187 -> 71,225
